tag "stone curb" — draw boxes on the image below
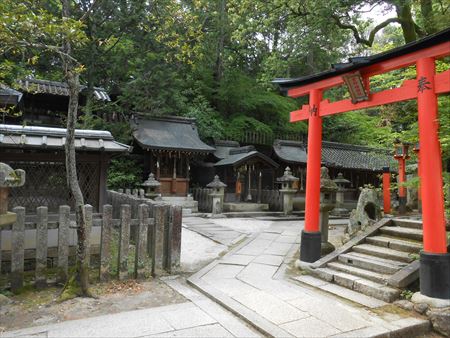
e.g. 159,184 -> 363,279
187,234 -> 293,337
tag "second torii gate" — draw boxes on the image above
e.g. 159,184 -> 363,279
274,29 -> 450,300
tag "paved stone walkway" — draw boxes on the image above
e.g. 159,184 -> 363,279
2,279 -> 260,338
188,218 -> 429,337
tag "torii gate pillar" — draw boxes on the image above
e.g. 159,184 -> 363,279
300,89 -> 323,262
416,57 -> 450,299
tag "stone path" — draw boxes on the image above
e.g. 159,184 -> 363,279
182,217 -> 246,246
2,279 -> 260,338
188,218 -> 430,337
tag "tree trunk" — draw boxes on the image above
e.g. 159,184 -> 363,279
420,0 -> 436,34
395,1 -> 417,43
60,0 -> 90,298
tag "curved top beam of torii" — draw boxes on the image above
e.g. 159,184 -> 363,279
272,28 -> 450,122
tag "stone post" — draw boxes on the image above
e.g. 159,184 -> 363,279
277,167 -> 299,216
207,175 -> 227,217
57,205 -> 70,284
11,206 -> 25,293
35,206 -> 48,288
319,167 -> 338,255
100,205 -> 113,282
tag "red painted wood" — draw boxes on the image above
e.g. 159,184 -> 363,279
383,171 -> 391,214
290,79 -> 419,122
287,42 -> 450,98
290,105 -> 310,122
304,89 -> 322,233
417,57 -> 447,254
397,158 -> 406,198
435,69 -> 450,94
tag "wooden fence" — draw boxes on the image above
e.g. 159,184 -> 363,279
0,202 -> 182,293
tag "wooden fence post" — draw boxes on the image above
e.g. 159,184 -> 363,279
152,204 -> 167,276
135,204 -> 150,279
166,205 -> 182,273
100,204 -> 113,282
11,206 -> 25,293
84,205 -> 93,268
118,204 -> 131,280
35,206 -> 48,288
57,205 -> 70,284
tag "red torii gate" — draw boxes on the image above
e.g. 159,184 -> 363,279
274,29 -> 450,299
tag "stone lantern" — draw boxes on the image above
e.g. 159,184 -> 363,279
207,175 -> 227,217
320,167 -> 338,254
141,173 -> 161,199
0,163 -> 25,227
332,173 -> 350,217
277,167 -> 299,216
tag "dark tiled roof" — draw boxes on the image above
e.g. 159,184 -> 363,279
214,140 -> 240,159
0,124 -> 130,153
17,78 -> 110,101
132,116 -> 215,153
0,84 -> 22,105
321,141 -> 391,171
214,145 -> 279,168
273,139 -> 391,171
273,28 -> 450,91
273,139 -> 308,164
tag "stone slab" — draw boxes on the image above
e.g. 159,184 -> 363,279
161,305 -> 216,330
221,254 -> 255,266
252,254 -> 284,266
280,316 -> 341,337
232,290 -> 309,325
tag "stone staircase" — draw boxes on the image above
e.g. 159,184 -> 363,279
307,218 -> 423,303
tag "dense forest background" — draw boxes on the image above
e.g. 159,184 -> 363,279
1,0 -> 449,186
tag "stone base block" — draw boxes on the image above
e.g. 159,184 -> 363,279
300,231 -> 321,263
420,251 -> 450,300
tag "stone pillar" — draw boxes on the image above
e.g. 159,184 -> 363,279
135,204 -> 150,279
11,207 -> 25,293
57,205 -> 70,284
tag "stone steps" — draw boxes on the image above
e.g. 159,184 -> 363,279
366,235 -> 422,253
392,218 -> 423,229
327,262 -> 391,284
310,268 -> 401,302
338,252 -> 406,274
379,226 -> 423,241
304,218 -> 423,303
353,244 -> 413,263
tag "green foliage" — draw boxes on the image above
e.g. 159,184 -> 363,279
225,115 -> 273,141
79,114 -> 133,144
400,289 -> 414,300
107,158 -> 143,190
182,95 -> 226,140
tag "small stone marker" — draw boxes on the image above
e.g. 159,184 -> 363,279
11,206 -> 25,292
35,206 -> 48,288
57,205 -> 70,284
166,205 -> 182,272
100,204 -> 113,282
135,204 -> 149,279
118,204 -> 131,280
152,204 -> 167,276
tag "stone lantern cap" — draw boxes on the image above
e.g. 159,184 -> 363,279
320,167 -> 338,192
0,162 -> 25,188
333,173 -> 350,186
277,167 -> 299,183
207,175 -> 227,188
141,173 -> 160,187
